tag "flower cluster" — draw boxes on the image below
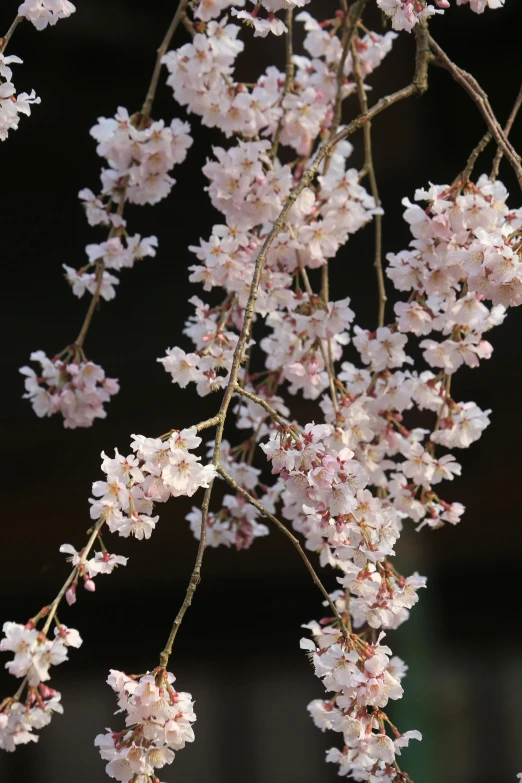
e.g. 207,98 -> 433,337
261,424 -> 427,630
377,0 -> 503,31
1,622 -> 81,686
20,105 -> 192,423
20,351 -> 119,428
90,107 -> 193,206
63,233 -> 158,301
59,544 -> 128,603
0,685 -> 63,752
0,621 -> 82,751
390,175 -> 522,308
0,54 -> 40,141
95,669 -> 195,782
89,427 -> 216,541
162,10 -> 394,142
18,0 -> 76,30
230,0 -> 309,37
301,622 -> 421,780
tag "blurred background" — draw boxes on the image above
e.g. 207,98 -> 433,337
1,1 -> 522,781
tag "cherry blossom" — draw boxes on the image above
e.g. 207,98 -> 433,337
20,351 -> 119,428
18,0 -> 76,30
0,54 -> 40,141
95,669 -> 195,781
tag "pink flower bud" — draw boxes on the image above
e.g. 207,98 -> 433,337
83,577 -> 96,592
38,684 -> 56,699
435,0 -> 450,6
66,583 -> 77,606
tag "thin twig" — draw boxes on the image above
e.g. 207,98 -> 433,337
41,517 -> 107,636
159,481 -> 213,668
296,253 -> 339,412
270,8 -> 294,161
74,1 -> 189,351
491,83 -> 522,181
351,40 -> 385,328
140,0 -> 190,121
234,384 -> 295,431
329,0 -> 367,144
429,35 -> 522,189
216,464 -> 348,638
459,131 -> 492,186
0,16 -> 22,55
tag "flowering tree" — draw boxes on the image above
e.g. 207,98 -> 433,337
1,0 -> 521,781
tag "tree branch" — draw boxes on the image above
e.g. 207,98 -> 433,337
491,82 -> 522,181
74,0 -> 190,352
216,464 -> 348,638
351,40 -> 386,328
0,16 -> 22,55
429,35 -> 522,189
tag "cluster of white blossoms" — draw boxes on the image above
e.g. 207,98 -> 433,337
95,670 -> 196,783
89,427 -> 216,541
0,622 -> 81,751
0,0 -> 76,140
19,108 -> 192,423
17,0 -> 76,30
0,53 -> 40,141
302,624 -> 421,780
20,351 -> 119,428
376,0 -> 503,31
162,9 -> 395,145
63,233 -> 159,301
90,108 -> 193,206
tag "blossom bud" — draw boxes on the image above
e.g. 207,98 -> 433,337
66,583 -> 77,606
83,577 -> 96,592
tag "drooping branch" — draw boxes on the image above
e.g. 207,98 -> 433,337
73,0 -> 191,352
0,16 -> 22,54
159,481 -> 213,668
233,384 -> 296,432
216,463 -> 348,638
491,82 -> 522,181
269,7 -> 294,162
429,35 -> 522,189
351,39 -> 385,328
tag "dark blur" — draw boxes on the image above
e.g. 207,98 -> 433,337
1,1 -> 522,781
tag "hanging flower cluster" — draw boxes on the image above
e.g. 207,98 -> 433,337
89,426 -> 217,541
18,109 -> 193,425
0,53 -> 39,141
0,622 -> 81,751
95,669 -> 196,782
17,0 -> 76,30
376,0 -> 503,31
20,351 -> 120,429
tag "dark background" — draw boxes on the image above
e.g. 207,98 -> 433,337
1,1 -> 522,781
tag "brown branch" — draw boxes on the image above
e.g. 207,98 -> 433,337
429,35 -> 522,189
269,8 -> 294,161
329,0 -> 367,143
140,0 -> 190,122
491,82 -> 522,181
74,1 -> 189,352
159,481 -> 213,668
296,253 -> 339,413
0,16 -> 22,55
458,131 -> 492,187
351,40 -> 386,328
216,464 -> 348,638
233,384 -> 293,431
